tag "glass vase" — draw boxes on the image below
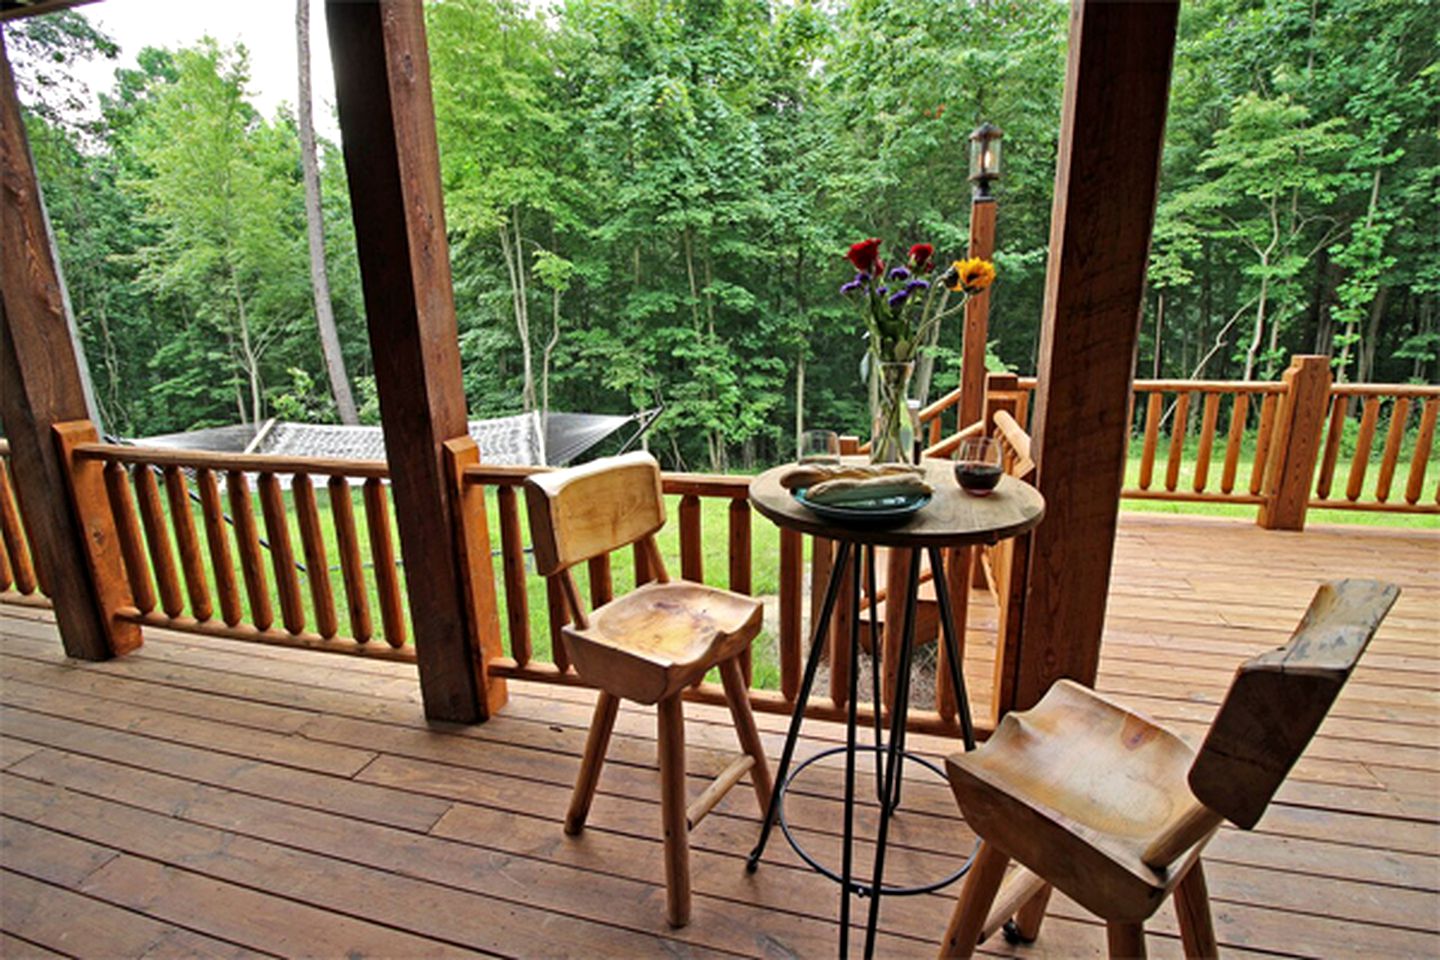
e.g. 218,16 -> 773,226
869,360 -> 917,464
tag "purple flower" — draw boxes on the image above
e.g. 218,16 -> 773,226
888,289 -> 911,307
877,286 -> 888,297
888,266 -> 911,281
840,280 -> 862,295
906,279 -> 930,292
855,271 -> 870,284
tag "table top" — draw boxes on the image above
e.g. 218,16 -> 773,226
748,458 -> 1045,548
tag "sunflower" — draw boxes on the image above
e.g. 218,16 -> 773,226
946,257 -> 996,295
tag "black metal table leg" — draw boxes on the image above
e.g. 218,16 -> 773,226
865,544 -> 885,804
838,540 -> 863,957
928,546 -> 977,751
862,547 -> 922,959
747,539 -> 853,872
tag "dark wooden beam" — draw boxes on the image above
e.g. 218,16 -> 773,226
0,1 -> 100,23
0,30 -> 138,658
1008,0 -> 1180,713
325,0 -> 484,722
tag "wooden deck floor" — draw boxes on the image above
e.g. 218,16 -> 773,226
1,513 -> 1436,958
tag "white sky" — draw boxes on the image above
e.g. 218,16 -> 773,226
68,0 -> 341,141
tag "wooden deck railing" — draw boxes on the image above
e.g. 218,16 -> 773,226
58,439 -> 417,662
456,461 -> 985,737
919,362 -> 1439,523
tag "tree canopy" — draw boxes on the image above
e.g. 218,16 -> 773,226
9,0 -> 1437,469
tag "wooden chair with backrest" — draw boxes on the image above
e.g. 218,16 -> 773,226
937,579 -> 1400,959
523,452 -> 773,928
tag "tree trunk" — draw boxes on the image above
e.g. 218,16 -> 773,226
794,348 -> 805,460
296,0 -> 358,424
1359,286 -> 1388,384
498,215 -> 535,412
1152,291 -> 1164,378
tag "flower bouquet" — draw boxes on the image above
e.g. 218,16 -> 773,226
841,239 -> 995,462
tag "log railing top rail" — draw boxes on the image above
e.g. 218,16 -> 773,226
462,462 -> 752,499
70,442 -> 391,479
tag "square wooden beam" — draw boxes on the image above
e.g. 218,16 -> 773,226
326,0 -> 492,722
0,29 -> 137,659
1007,0 -> 1180,712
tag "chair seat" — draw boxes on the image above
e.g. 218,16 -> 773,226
562,582 -> 763,704
946,680 -> 1209,923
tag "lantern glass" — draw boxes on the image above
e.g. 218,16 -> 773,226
970,134 -> 1001,181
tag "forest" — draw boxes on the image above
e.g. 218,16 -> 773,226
8,0 -> 1438,472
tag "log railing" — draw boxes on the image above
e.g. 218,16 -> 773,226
921,364 -> 1439,525
0,439 -> 47,605
458,462 -> 985,737
60,438 -> 417,662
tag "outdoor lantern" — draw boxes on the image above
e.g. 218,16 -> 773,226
969,122 -> 1003,199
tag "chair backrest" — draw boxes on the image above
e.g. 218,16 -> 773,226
1188,578 -> 1399,830
523,451 -> 665,576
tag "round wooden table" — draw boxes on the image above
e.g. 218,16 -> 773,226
745,457 -> 1045,958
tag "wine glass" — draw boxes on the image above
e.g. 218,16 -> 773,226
799,429 -> 841,464
955,437 -> 1003,495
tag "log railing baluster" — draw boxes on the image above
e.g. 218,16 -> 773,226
1374,398 -> 1410,503
1220,392 -> 1249,495
197,468 -> 241,627
1405,397 -> 1438,506
778,527 -> 802,702
497,486 -> 531,665
1315,395 -> 1345,501
0,458 -> 37,596
259,473 -> 305,636
293,474 -> 338,639
134,464 -> 183,618
1345,396 -> 1381,502
363,478 -> 406,648
728,499 -> 752,685
227,470 -> 273,631
1249,393 -> 1278,496
1138,391 -> 1162,490
545,575 -> 571,673
1165,391 -> 1190,492
105,462 -> 154,613
329,476 -> 372,643
1192,393 -> 1220,493
162,466 -> 211,620
679,494 -> 703,583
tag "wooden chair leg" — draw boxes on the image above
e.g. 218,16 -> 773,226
938,840 -> 1009,959
1174,862 -> 1218,960
565,691 -> 619,835
1009,882 -> 1052,944
719,655 -> 772,812
1106,922 -> 1147,959
657,693 -> 690,928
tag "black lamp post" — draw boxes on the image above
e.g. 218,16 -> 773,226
969,121 -> 1003,200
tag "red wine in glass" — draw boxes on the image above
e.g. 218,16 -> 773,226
955,437 -> 1003,495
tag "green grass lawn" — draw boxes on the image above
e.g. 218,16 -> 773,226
131,444 -> 1435,692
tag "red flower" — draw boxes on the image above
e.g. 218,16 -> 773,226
846,238 -> 883,275
908,243 -> 935,272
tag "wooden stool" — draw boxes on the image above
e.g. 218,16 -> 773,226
937,579 -> 1399,959
524,452 -> 773,928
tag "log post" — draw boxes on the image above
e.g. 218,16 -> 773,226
958,199 -> 998,437
52,422 -> 142,655
442,438 -> 508,718
0,35 -> 133,659
326,0 -> 484,721
1010,0 -> 1180,715
1257,355 -> 1332,531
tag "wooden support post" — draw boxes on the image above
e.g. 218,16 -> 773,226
327,0 -> 483,721
0,37 -> 134,659
958,199 -> 998,433
1258,355 -> 1332,531
1011,0 -> 1180,714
